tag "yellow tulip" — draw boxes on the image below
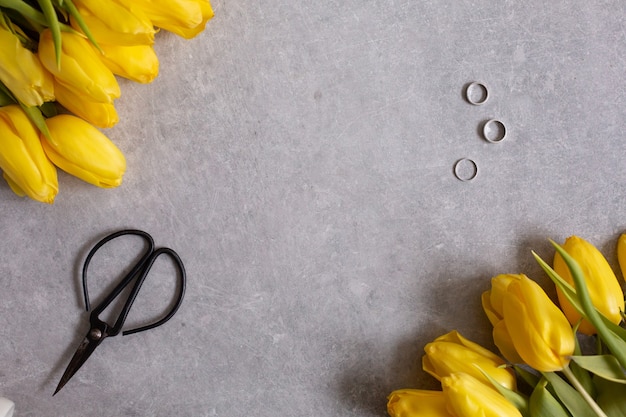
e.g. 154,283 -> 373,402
554,235 -> 624,335
129,0 -> 214,39
481,275 -> 525,364
95,44 -> 159,84
70,0 -> 155,46
0,105 -> 57,203
41,115 -> 126,188
422,330 -> 516,391
38,29 -> 120,104
387,389 -> 454,417
53,81 -> 119,129
618,234 -> 626,280
442,373 -> 522,417
0,25 -> 54,106
502,275 -> 575,371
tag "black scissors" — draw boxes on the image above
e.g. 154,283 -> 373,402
54,229 -> 186,396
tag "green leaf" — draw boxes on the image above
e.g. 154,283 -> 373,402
37,0 -> 62,68
530,378 -> 573,417
477,366 -> 530,417
532,251 -> 585,316
0,0 -> 50,26
595,376 -> 626,417
542,372 -> 598,417
571,355 -> 626,384
0,89 -> 15,106
599,315 -> 626,343
549,242 -> 626,370
19,103 -> 51,141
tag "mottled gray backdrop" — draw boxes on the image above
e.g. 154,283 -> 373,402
1,1 -> 626,416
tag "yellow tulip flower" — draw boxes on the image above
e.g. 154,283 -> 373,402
129,0 -> 214,39
502,275 -> 575,372
95,44 -> 159,84
481,275 -> 525,364
70,0 -> 155,46
442,373 -> 522,417
0,26 -> 54,107
617,234 -> 626,281
553,235 -> 624,335
387,389 -> 454,417
0,105 -> 57,203
422,330 -> 516,391
38,29 -> 120,104
53,81 -> 119,129
41,115 -> 125,188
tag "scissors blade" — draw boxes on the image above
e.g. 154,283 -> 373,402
53,329 -> 105,396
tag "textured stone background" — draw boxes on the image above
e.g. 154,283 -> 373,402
1,1 -> 626,416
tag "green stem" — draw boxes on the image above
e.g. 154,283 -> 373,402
562,365 -> 608,417
36,0 -> 62,68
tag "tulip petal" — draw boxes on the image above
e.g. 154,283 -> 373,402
554,236 -> 624,334
442,373 -> 522,417
129,0 -> 214,39
53,81 -> 118,129
70,0 -> 155,45
96,43 -> 159,84
0,105 -> 58,203
502,276 -> 574,372
552,242 -> 626,370
0,26 -> 55,106
482,290 -> 501,326
41,114 -> 125,188
387,389 -> 454,417
39,29 -> 120,103
492,321 -> 524,364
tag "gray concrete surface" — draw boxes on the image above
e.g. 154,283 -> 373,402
2,1 -> 626,416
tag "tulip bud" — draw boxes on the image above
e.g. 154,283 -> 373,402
38,29 -> 120,104
41,115 -> 125,188
387,389 -> 454,417
554,236 -> 624,335
0,25 -> 54,106
129,0 -> 214,39
95,44 -> 159,84
617,234 -> 626,283
482,275 -> 525,364
503,275 -> 575,372
422,330 -> 516,391
0,105 -> 58,203
442,373 -> 522,417
52,81 -> 119,129
70,0 -> 155,46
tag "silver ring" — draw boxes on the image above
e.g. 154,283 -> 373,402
453,158 -> 478,181
465,82 -> 489,105
482,119 -> 506,143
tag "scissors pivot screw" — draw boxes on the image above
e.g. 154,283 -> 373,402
89,329 -> 103,341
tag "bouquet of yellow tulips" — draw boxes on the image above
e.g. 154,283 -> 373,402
388,235 -> 626,417
0,0 -> 213,203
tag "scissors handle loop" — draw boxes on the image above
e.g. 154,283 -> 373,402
82,229 -> 186,337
